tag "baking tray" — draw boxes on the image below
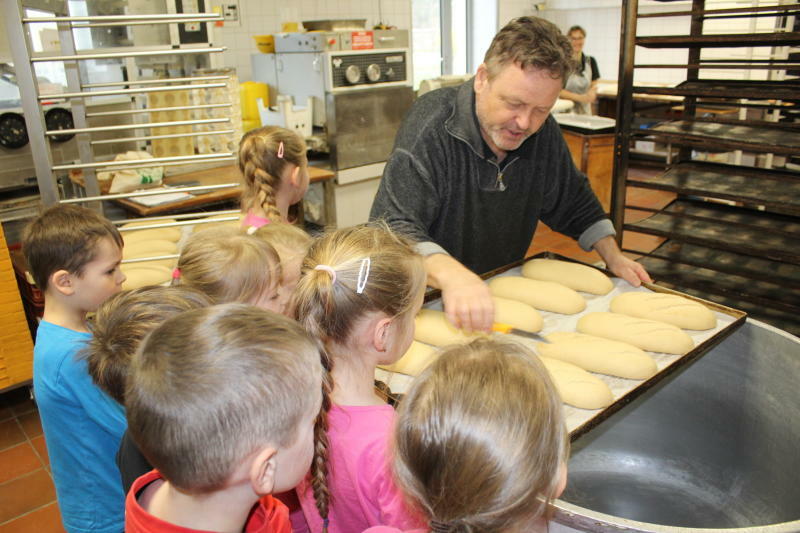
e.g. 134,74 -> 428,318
375,251 -> 746,441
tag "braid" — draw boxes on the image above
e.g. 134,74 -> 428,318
251,165 -> 282,221
310,350 -> 333,530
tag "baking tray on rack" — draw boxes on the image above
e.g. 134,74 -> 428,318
375,251 -> 747,441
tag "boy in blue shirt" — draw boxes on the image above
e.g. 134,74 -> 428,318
23,204 -> 128,533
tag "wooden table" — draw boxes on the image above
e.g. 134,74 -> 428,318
70,164 -> 336,220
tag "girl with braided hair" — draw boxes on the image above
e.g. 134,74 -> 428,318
238,126 -> 310,229
291,224 -> 428,533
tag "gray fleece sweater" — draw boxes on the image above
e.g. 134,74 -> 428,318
369,80 -> 614,275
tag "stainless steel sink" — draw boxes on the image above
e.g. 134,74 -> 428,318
552,319 -> 800,533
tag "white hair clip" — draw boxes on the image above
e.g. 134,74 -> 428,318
356,257 -> 371,294
246,225 -> 258,235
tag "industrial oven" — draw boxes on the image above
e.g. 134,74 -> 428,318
251,28 -> 414,227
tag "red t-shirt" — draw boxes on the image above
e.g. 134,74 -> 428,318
126,470 -> 292,533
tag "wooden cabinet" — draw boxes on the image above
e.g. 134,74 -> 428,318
612,0 -> 800,336
562,128 -> 615,212
0,224 -> 34,391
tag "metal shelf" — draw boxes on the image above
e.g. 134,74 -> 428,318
623,240 -> 800,290
640,121 -> 800,156
625,199 -> 800,264
636,32 -> 800,48
627,162 -> 800,216
632,79 -> 800,100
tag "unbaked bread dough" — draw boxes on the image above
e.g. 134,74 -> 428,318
610,291 -> 717,331
414,309 -> 485,347
488,276 -> 586,315
379,341 -> 438,376
493,296 -> 543,333
522,258 -> 613,295
538,355 -> 614,410
121,219 -> 177,230
122,239 -> 178,259
577,312 -> 694,355
122,227 -> 182,244
537,331 -> 657,380
121,264 -> 173,290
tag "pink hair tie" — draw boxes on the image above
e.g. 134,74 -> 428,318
171,268 -> 181,280
277,141 -> 285,159
314,264 -> 337,284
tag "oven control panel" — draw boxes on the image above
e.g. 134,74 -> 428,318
325,49 -> 410,92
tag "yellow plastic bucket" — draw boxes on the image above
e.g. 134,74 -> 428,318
240,81 -> 269,124
253,34 -> 275,53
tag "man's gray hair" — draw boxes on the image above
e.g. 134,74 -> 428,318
484,16 -> 574,81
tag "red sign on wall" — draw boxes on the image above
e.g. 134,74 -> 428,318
351,31 -> 374,50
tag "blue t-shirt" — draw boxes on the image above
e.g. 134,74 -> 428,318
34,321 -> 127,533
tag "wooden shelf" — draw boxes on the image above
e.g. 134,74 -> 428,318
627,162 -> 800,216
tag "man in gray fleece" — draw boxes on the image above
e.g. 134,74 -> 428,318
370,16 -> 650,332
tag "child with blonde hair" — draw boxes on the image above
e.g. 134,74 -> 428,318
366,338 -> 569,533
253,221 -> 314,313
82,285 -> 212,494
239,126 -> 310,228
174,226 -> 284,312
125,304 -> 324,533
292,224 -> 428,533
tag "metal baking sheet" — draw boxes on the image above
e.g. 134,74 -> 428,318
375,252 -> 746,440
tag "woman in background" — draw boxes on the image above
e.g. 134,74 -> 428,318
560,25 -> 600,115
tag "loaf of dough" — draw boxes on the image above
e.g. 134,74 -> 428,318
122,227 -> 182,244
522,258 -> 613,295
121,264 -> 173,290
577,312 -> 694,355
538,355 -> 614,410
488,276 -> 586,315
537,331 -> 657,380
379,341 -> 438,376
414,309 -> 485,347
123,239 -> 178,259
493,296 -> 543,333
610,291 -> 717,331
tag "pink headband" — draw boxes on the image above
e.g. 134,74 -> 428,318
314,264 -> 337,284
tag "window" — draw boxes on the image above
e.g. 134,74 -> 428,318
411,0 -> 497,88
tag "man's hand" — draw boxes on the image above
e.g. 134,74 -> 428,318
425,254 -> 494,332
593,236 -> 652,287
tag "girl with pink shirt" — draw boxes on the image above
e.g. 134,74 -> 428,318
364,338 -> 570,533
238,126 -> 311,229
291,225 -> 428,533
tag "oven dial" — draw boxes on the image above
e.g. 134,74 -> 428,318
366,63 -> 381,82
345,65 -> 361,84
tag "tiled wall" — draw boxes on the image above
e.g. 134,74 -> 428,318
212,0 -> 412,82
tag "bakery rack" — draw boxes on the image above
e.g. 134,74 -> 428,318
3,0 -> 241,218
611,0 -> 800,337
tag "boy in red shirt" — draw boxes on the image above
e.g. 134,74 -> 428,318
124,304 -> 324,533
